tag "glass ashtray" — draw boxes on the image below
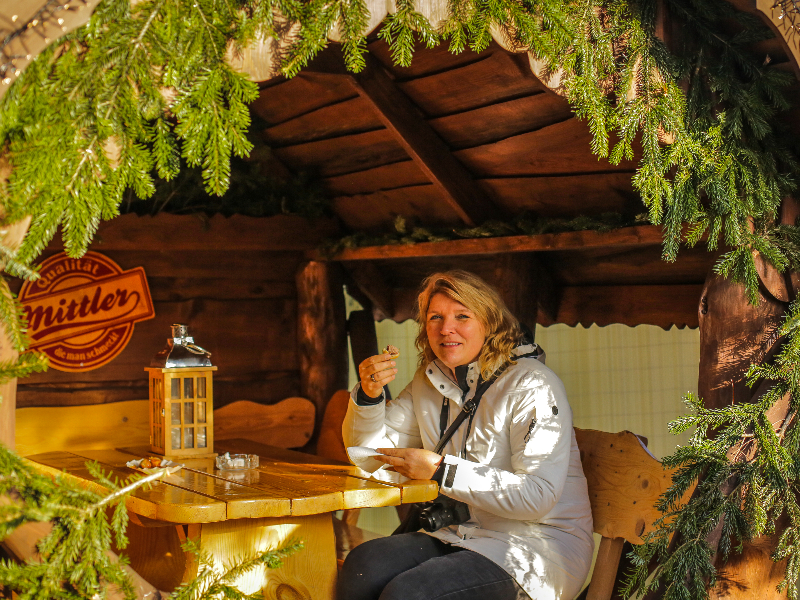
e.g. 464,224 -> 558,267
215,452 -> 259,471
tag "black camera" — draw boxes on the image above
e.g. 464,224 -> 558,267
418,495 -> 471,532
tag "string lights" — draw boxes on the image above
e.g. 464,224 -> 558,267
772,0 -> 800,39
0,0 -> 97,94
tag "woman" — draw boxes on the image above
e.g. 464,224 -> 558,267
339,270 -> 593,600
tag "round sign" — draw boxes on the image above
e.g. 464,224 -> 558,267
19,252 -> 155,372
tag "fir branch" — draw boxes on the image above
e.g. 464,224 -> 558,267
321,211 -> 648,256
0,446 -> 304,600
624,298 -> 800,600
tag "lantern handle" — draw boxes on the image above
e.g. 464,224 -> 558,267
184,342 -> 211,356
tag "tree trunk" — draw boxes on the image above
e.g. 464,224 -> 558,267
296,261 -> 348,438
698,255 -> 793,599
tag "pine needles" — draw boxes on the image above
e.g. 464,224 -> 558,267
623,300 -> 800,600
0,446 -> 303,600
0,3 -> 799,597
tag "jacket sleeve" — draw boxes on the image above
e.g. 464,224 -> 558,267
342,380 -> 422,472
437,377 -> 572,521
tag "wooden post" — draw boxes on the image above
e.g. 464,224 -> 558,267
490,254 -> 553,332
0,216 -> 31,449
0,309 -> 19,450
296,261 -> 348,435
692,251 -> 792,600
697,271 -> 787,409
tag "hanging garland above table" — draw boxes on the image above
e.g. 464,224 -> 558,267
0,1 -> 799,598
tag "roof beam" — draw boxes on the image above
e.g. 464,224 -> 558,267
311,224 -> 666,261
304,49 -> 498,226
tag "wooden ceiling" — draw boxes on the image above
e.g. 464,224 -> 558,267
248,33 -> 786,330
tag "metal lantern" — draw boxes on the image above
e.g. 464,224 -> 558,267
146,324 -> 217,458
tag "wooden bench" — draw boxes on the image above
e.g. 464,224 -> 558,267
14,397 -> 316,456
575,428 -> 675,600
318,390 -> 675,600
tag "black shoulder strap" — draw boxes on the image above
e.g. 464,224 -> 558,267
431,348 -> 542,455
433,369 -> 501,455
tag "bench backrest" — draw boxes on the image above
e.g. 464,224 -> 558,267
574,428 -> 677,600
574,428 -> 673,544
15,397 -> 316,456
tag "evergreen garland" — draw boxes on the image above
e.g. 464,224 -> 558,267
321,212 -> 649,255
0,445 -> 301,599
623,300 -> 800,600
0,1 -> 798,598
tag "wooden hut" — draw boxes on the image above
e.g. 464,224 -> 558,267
3,0 -> 800,598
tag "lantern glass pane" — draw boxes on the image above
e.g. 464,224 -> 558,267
171,403 -> 181,425
184,378 -> 194,399
184,402 -> 194,424
183,427 -> 194,448
197,401 -> 206,423
197,377 -> 206,398
197,427 -> 207,448
171,378 -> 180,399
171,427 -> 181,449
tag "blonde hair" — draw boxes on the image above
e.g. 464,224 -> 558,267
414,270 -> 522,380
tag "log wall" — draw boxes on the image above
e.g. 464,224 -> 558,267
9,214 -> 340,414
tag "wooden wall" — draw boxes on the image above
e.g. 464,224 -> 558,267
9,214 -> 341,416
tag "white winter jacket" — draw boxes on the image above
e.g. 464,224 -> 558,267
343,344 -> 594,600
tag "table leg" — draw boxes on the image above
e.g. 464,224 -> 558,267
198,513 -> 337,600
122,514 -> 337,600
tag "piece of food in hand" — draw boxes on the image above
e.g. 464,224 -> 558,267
140,458 -> 152,468
149,456 -> 162,467
382,344 -> 400,359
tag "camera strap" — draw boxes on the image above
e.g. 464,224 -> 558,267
432,347 -> 544,456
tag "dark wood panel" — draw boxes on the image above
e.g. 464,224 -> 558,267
251,73 -> 358,126
481,172 -> 637,217
262,97 -> 385,147
9,252 -> 302,297
544,245 -> 720,286
324,161 -> 428,196
96,250 -> 304,281
87,214 -> 339,251
16,372 -> 300,408
273,129 -> 409,177
367,38 -> 492,80
396,50 -> 545,118
20,298 -> 298,384
146,277 -> 296,302
555,284 -> 702,329
454,118 -> 638,177
379,256 -> 542,322
333,184 -> 463,229
429,93 -> 574,149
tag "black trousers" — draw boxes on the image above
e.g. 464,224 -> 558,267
336,532 -> 526,600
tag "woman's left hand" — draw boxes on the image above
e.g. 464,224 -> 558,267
375,448 -> 443,480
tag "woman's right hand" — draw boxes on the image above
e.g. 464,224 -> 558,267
358,354 -> 397,398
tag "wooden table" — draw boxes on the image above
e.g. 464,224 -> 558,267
25,439 -> 438,600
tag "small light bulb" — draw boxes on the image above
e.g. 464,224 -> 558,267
11,15 -> 18,22
57,18 -> 64,24
2,78 -> 10,84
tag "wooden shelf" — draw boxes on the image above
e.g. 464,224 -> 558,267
313,224 -> 666,261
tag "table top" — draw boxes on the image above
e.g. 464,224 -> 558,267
25,439 -> 438,524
